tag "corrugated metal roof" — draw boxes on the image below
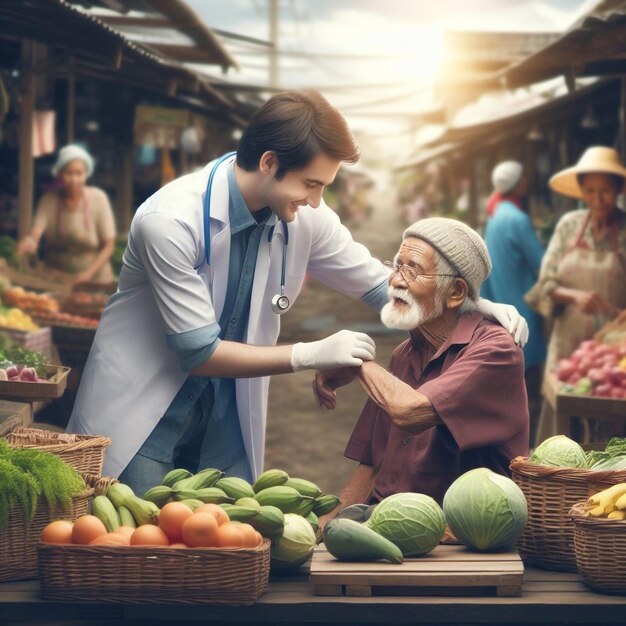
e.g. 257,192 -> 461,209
503,1 -> 626,88
0,0 -> 243,120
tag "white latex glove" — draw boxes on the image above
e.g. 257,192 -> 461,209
291,330 -> 376,372
477,298 -> 529,347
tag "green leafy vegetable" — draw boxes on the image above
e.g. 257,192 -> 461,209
530,435 -> 588,468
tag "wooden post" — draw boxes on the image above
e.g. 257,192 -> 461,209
116,144 -> 134,233
619,77 -> 626,162
17,40 -> 36,240
67,66 -> 75,144
468,156 -> 478,229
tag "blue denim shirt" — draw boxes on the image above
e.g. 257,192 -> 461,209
138,163 -> 269,472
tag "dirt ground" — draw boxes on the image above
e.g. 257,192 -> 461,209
265,189 -> 407,496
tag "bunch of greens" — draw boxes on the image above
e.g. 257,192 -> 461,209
0,236 -> 17,268
587,438 -> 626,471
0,439 -> 85,532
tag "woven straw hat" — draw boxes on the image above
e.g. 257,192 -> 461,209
549,146 -> 626,199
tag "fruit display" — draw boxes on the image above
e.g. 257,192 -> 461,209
556,338 -> 626,399
40,467 -> 340,560
582,483 -> 626,520
2,287 -> 59,313
0,307 -> 39,332
30,309 -> 99,329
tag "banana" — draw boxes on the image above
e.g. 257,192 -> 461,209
615,492 -> 626,510
312,494 -> 341,516
252,469 -> 289,493
588,505 -> 607,517
123,495 -> 160,526
173,468 -> 223,492
254,485 -> 308,513
247,505 -> 284,539
215,477 -> 255,500
161,468 -> 192,488
588,483 -> 626,510
235,497 -> 261,511
223,505 -> 259,522
106,482 -> 135,509
92,495 -> 121,532
142,485 -> 175,507
285,477 -> 323,499
118,505 -> 137,528
608,510 -> 626,520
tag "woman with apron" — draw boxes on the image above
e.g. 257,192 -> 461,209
17,144 -> 116,285
529,147 -> 626,442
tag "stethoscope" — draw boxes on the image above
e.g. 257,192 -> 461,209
203,152 -> 291,315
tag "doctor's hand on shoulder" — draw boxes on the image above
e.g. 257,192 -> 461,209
291,329 -> 376,372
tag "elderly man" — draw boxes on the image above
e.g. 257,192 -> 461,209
315,217 -> 529,515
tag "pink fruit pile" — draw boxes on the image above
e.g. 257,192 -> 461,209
556,339 -> 626,399
0,364 -> 47,383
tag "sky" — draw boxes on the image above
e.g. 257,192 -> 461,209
183,0 -> 597,158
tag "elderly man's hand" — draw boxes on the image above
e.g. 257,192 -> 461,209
313,367 -> 357,410
477,298 -> 529,347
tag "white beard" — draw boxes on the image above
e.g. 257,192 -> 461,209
380,286 -> 443,331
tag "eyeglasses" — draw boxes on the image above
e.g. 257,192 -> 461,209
383,260 -> 459,284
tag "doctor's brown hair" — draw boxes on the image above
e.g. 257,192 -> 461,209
236,90 -> 359,179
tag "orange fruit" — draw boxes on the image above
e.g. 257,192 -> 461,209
89,533 -> 130,546
181,512 -> 219,547
159,502 -> 193,543
168,543 -> 188,549
41,520 -> 74,544
238,523 -> 262,548
130,524 -> 170,547
194,503 -> 229,526
113,526 -> 136,539
72,515 -> 108,545
215,522 -> 245,548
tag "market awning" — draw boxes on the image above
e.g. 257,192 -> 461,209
0,0 -> 245,123
502,0 -> 626,89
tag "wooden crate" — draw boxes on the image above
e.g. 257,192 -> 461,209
543,374 -> 626,437
309,544 -> 524,598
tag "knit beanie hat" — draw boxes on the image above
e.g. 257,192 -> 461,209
491,161 -> 523,194
403,217 -> 492,299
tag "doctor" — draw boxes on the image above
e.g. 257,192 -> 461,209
68,90 -> 527,494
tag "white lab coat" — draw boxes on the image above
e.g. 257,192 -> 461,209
68,155 -> 387,478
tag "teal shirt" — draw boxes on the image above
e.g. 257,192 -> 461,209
481,201 -> 546,369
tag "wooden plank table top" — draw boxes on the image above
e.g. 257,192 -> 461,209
0,399 -> 31,435
1,566 -> 625,624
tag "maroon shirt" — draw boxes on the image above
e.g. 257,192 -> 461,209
345,312 -> 529,505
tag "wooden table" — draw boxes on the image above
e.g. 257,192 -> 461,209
543,373 -> 626,438
0,399 -> 31,435
1,566 -> 625,625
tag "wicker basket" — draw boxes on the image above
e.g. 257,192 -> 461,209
38,540 -> 271,605
570,502 -> 626,594
0,474 -> 113,582
509,456 -> 626,571
5,427 -> 110,476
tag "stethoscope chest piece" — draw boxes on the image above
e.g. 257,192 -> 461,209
271,293 -> 290,314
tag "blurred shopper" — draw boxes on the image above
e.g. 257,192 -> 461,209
16,144 -> 116,285
482,161 -> 546,444
313,218 -> 529,520
529,147 -> 626,441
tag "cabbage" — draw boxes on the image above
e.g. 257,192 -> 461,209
270,513 -> 317,570
443,468 -> 528,551
530,435 -> 588,468
366,493 -> 445,556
